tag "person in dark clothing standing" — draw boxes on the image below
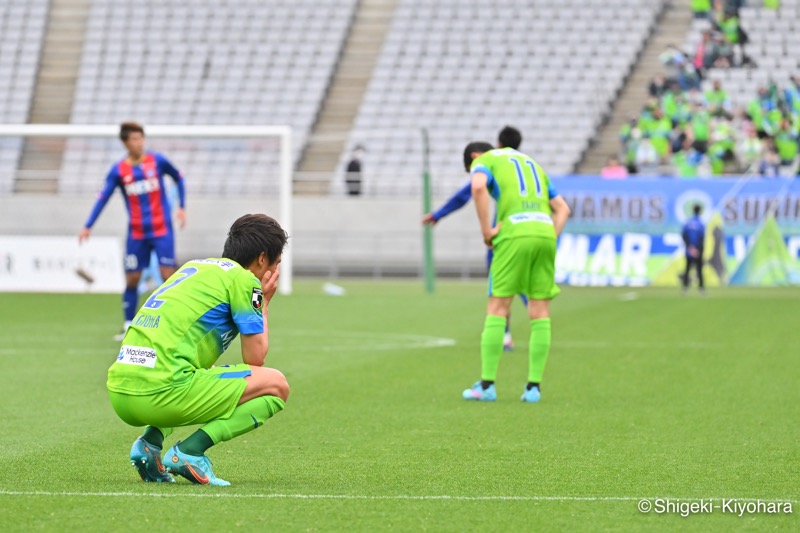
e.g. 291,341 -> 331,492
682,204 -> 706,293
345,145 -> 365,196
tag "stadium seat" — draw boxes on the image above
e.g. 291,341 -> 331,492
0,0 -> 50,192
60,0 -> 358,195
335,0 -> 667,196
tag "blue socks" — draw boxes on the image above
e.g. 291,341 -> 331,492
123,286 -> 138,321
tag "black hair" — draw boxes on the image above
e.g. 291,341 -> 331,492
497,126 -> 522,150
463,141 -> 494,172
120,121 -> 144,142
693,204 -> 703,216
222,214 -> 288,267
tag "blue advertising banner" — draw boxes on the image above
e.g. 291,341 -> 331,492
549,177 -> 800,286
551,176 -> 800,236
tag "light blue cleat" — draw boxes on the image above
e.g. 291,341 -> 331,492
163,444 -> 230,486
520,385 -> 541,403
130,437 -> 174,483
462,381 -> 497,401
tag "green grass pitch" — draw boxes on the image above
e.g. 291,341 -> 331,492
0,281 -> 798,532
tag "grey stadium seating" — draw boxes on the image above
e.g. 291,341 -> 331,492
336,0 -> 666,197
0,0 -> 49,193
59,0 -> 356,195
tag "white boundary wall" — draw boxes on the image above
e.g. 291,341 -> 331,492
0,195 -> 487,281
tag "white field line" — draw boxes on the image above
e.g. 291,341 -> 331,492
0,490 -> 795,503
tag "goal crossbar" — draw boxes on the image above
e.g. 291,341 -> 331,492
0,123 -> 294,295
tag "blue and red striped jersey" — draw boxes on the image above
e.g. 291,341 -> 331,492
84,152 -> 186,239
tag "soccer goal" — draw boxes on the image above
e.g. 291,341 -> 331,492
0,123 -> 295,294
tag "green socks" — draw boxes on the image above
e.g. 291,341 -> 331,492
480,315 -> 507,381
177,396 -> 285,456
178,429 -> 214,456
478,315 -> 552,386
142,426 -> 172,448
198,396 -> 286,448
528,318 -> 552,383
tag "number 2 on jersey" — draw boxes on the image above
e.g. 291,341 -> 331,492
142,266 -> 198,309
510,157 -> 542,197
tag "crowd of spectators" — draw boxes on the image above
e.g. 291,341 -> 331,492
614,0 -> 798,179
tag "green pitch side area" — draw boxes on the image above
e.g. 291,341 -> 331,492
0,282 -> 798,532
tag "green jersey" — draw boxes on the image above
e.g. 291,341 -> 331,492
775,131 -> 798,161
692,111 -> 711,141
470,148 -> 557,243
108,258 -> 264,395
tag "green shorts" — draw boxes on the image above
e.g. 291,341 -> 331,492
489,236 -> 560,300
108,364 -> 251,428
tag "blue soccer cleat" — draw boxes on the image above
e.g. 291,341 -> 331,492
163,444 -> 230,486
462,381 -> 497,401
520,385 -> 541,403
130,437 -> 174,483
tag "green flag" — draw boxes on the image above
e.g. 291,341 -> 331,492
729,214 -> 800,286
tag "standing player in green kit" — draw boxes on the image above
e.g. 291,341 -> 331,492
107,214 -> 289,486
461,143 -> 570,403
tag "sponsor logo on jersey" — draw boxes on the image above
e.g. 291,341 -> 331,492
509,212 -> 553,224
117,345 -> 158,368
124,177 -> 160,196
189,259 -> 237,271
251,287 -> 264,310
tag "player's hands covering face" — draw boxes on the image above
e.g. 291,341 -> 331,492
261,265 -> 280,307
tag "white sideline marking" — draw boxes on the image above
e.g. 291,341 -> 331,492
0,490 -> 795,503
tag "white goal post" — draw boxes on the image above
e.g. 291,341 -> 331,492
0,123 -> 294,295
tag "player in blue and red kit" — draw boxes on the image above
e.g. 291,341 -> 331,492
422,126 -> 528,350
79,122 -> 187,339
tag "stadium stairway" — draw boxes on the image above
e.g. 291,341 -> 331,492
16,0 -> 90,193
296,0 -> 397,194
577,0 -> 692,174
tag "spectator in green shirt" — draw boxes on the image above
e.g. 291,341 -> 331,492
691,0 -> 712,19
719,13 -> 740,45
673,140 -> 701,178
691,103 -> 711,154
774,119 -> 799,166
646,108 -> 674,160
704,80 -> 732,117
736,126 -> 764,172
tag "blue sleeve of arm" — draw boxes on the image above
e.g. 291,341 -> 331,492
84,168 -> 118,229
432,182 -> 472,221
548,183 -> 558,199
157,153 -> 186,208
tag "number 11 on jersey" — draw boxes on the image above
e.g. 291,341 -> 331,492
510,157 -> 542,197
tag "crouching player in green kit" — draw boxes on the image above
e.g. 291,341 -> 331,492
461,143 -> 570,403
107,214 -> 289,485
